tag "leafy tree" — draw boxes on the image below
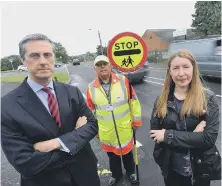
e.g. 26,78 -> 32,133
85,52 -> 96,60
96,45 -> 107,56
9,55 -> 23,69
54,42 -> 69,63
192,1 -> 221,36
1,55 -> 22,71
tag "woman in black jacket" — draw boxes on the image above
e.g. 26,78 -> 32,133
150,50 -> 220,186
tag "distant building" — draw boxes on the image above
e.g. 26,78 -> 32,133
142,29 -> 175,52
142,29 -> 196,59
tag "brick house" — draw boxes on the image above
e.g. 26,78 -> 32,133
142,29 -> 196,59
142,29 -> 175,51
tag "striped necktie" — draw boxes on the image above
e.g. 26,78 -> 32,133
42,87 -> 62,128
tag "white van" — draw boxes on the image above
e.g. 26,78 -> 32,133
168,37 -> 221,78
17,65 -> 28,71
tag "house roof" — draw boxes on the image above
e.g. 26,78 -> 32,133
142,29 -> 176,42
142,29 -> 195,42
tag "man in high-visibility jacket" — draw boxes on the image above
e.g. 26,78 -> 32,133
86,55 -> 142,186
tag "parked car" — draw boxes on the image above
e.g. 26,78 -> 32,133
168,36 -> 221,78
112,61 -> 149,83
54,64 -> 61,68
17,65 -> 28,71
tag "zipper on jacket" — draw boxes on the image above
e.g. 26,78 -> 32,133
167,100 -> 195,182
184,118 -> 195,185
172,98 -> 195,185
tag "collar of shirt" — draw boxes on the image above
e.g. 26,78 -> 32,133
99,77 -> 111,85
27,76 -> 54,93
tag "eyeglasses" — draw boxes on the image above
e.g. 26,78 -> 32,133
95,62 -> 109,67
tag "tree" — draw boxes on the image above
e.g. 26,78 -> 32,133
53,42 -> 69,64
85,52 -> 96,61
191,1 -> 221,36
96,45 -> 107,56
1,55 -> 22,71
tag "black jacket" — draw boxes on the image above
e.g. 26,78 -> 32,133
1,79 -> 100,186
150,87 -> 220,181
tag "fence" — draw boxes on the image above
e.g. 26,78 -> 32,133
147,49 -> 168,63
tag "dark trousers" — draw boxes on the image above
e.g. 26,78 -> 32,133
107,151 -> 135,179
165,170 -> 211,186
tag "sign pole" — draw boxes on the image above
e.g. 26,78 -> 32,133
128,73 -> 140,185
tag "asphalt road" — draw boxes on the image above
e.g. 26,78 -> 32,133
1,62 -> 221,186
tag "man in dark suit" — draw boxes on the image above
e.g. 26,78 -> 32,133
1,33 -> 100,186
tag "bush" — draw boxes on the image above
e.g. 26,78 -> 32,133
147,55 -> 156,62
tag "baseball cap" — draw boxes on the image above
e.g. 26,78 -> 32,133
94,55 -> 110,66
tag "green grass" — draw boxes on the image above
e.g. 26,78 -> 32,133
0,72 -> 69,83
0,75 -> 27,83
1,70 -> 17,72
53,72 -> 69,83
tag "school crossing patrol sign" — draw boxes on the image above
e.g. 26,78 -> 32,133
107,32 -> 148,72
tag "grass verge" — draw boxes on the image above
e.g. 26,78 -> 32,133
0,72 -> 69,83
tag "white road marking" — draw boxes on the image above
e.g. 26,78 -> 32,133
83,64 -> 93,68
65,64 -> 70,76
216,95 -> 222,98
144,76 -> 165,81
144,80 -> 164,86
71,75 -> 82,80
148,67 -> 166,70
136,140 -> 143,148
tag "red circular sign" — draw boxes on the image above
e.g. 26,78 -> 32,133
107,32 -> 148,72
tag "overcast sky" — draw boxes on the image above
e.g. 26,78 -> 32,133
1,1 -> 196,57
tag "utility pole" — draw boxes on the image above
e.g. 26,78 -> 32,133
98,30 -> 103,55
89,29 -> 103,55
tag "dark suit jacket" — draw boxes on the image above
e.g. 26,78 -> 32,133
1,78 -> 100,186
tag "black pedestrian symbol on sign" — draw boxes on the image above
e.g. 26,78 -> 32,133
127,56 -> 134,67
121,58 -> 127,67
121,56 -> 134,67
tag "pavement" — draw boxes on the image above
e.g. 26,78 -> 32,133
1,61 -> 221,186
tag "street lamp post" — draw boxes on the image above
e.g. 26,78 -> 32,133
89,29 -> 103,55
9,59 -> 14,70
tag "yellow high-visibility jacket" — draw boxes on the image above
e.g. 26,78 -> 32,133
86,73 -> 142,155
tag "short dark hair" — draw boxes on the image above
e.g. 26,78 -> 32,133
19,33 -> 55,59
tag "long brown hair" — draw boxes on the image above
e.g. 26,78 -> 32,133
155,50 -> 207,119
